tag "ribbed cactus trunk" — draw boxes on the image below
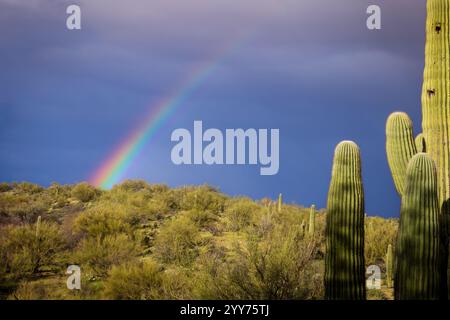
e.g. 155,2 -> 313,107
386,112 -> 417,196
300,219 -> 306,236
35,215 -> 41,239
325,141 -> 366,300
308,204 -> 316,235
33,216 -> 42,274
277,193 -> 282,213
386,244 -> 393,288
421,0 -> 450,298
395,154 -> 441,300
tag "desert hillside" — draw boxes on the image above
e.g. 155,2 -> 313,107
0,181 -> 397,300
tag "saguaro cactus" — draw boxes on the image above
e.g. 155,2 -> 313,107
386,112 -> 417,196
395,153 -> 441,300
300,219 -> 306,235
421,0 -> 450,298
422,0 -> 450,212
386,244 -> 394,288
277,193 -> 282,213
35,215 -> 41,239
325,141 -> 366,300
308,204 -> 316,235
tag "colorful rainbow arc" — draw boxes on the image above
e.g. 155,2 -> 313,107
89,37 -> 246,189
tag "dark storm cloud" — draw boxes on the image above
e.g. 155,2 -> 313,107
0,0 -> 426,216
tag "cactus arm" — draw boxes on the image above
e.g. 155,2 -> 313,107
386,112 -> 418,196
415,133 -> 427,153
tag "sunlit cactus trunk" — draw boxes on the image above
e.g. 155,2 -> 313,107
421,0 -> 450,298
308,204 -> 316,235
35,215 -> 41,239
277,193 -> 282,213
386,112 -> 417,196
395,154 -> 441,299
300,219 -> 306,235
325,141 -> 366,300
386,244 -> 394,288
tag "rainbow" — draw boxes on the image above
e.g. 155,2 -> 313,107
89,37 -> 246,189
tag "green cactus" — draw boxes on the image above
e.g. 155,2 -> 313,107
395,153 -> 441,299
35,215 -> 41,239
308,204 -> 316,235
277,193 -> 282,213
386,112 -> 417,196
325,141 -> 366,300
300,219 -> 306,235
415,133 -> 426,153
421,0 -> 450,298
386,244 -> 394,288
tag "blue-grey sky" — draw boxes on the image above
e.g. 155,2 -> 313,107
0,0 -> 426,217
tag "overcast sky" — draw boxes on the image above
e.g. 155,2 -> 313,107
0,0 -> 427,217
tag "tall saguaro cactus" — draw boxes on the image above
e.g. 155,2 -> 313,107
386,244 -> 394,288
422,0 -> 450,212
35,215 -> 42,239
308,204 -> 316,235
277,193 -> 282,213
325,141 -> 366,300
395,153 -> 441,300
421,0 -> 450,298
386,112 -> 417,196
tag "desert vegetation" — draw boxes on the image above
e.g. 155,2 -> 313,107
0,181 -> 397,300
0,0 -> 448,302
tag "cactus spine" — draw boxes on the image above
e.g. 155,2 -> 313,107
308,204 -> 316,235
421,0 -> 450,298
386,244 -> 393,288
325,141 -> 366,300
277,193 -> 282,213
386,112 -> 417,196
395,153 -> 441,299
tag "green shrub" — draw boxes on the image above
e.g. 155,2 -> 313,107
223,198 -> 260,231
45,183 -> 72,208
73,203 -> 141,238
153,216 -> 201,266
0,193 -> 47,223
0,220 -> 66,279
74,233 -> 138,277
103,260 -> 164,299
365,217 -> 398,266
112,180 -> 151,192
195,225 -> 323,299
103,260 -> 192,300
71,182 -> 99,202
183,209 -> 217,229
12,182 -> 44,194
179,185 -> 226,214
0,183 -> 11,192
